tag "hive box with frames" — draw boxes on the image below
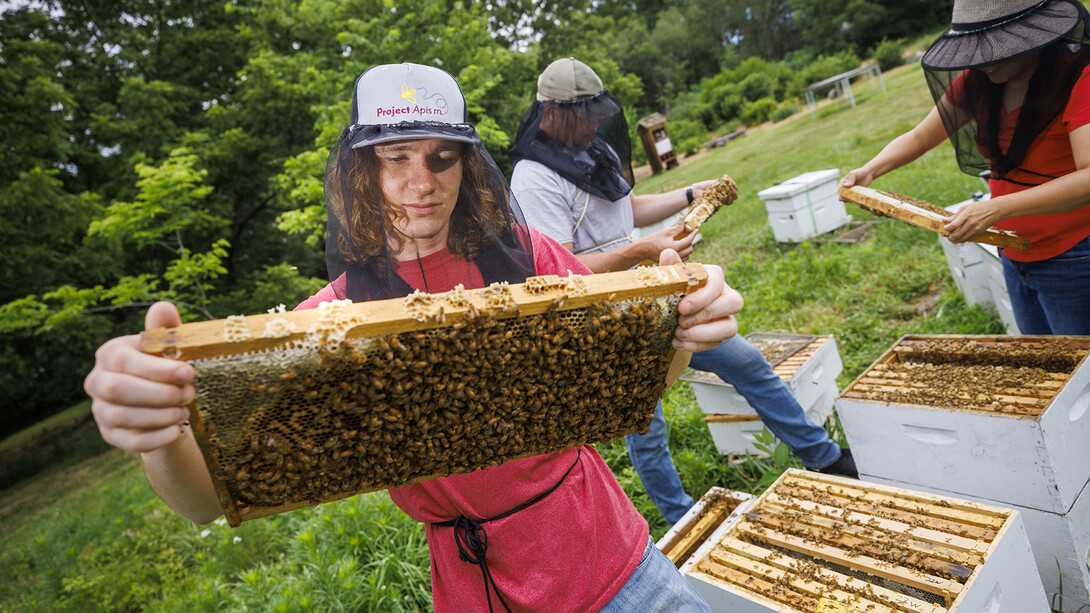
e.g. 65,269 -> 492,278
682,469 -> 1047,612
656,486 -> 754,569
681,333 -> 842,456
836,334 -> 1090,610
140,263 -> 707,526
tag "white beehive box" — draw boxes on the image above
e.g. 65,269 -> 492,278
682,469 -> 1049,613
636,211 -> 704,244
939,195 -> 995,309
683,334 -> 843,417
757,169 -> 852,243
864,474 -> 1090,612
702,385 -> 838,457
837,335 -> 1090,515
656,486 -> 755,568
974,243 -> 1021,334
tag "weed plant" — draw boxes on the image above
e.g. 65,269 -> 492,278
2,61 -> 1043,611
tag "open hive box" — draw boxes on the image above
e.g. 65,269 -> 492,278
139,264 -> 707,526
836,335 -> 1090,515
837,335 -> 1090,609
682,469 -> 1048,612
682,334 -> 842,456
657,486 -> 754,568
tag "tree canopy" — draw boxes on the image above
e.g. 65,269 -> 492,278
0,0 -> 953,436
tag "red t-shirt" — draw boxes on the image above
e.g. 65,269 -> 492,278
295,226 -> 648,612
952,64 -> 1090,261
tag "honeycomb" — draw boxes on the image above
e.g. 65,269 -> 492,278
682,174 -> 739,234
188,293 -> 682,525
842,335 -> 1090,417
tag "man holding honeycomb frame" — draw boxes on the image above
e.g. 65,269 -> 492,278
83,62 -> 752,612
510,58 -> 858,525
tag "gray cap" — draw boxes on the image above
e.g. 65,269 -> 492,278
537,57 -> 604,101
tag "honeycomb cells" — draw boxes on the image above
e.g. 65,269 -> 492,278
190,295 -> 682,516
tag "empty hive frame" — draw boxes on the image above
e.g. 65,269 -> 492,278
139,263 -> 707,525
837,185 -> 1029,250
836,335 -> 1090,514
683,469 -> 1048,612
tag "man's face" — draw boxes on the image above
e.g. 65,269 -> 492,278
374,138 -> 464,256
540,102 -> 600,150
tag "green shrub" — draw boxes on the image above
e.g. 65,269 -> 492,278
740,97 -> 778,125
873,38 -> 907,70
772,104 -> 798,123
717,93 -> 744,123
739,72 -> 775,103
666,118 -> 707,156
793,51 -> 861,91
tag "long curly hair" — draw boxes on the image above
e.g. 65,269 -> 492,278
328,142 -> 514,270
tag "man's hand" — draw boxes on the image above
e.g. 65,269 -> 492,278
661,250 -> 744,353
85,301 -> 195,453
641,224 -> 697,262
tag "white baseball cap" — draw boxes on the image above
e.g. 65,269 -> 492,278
346,63 -> 479,148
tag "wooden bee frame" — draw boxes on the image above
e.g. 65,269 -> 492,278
140,263 -> 707,526
837,185 -> 1029,250
657,486 -> 754,568
683,469 -> 1048,612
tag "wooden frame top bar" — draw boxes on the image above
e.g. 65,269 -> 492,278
838,185 -> 1029,250
141,263 -> 708,361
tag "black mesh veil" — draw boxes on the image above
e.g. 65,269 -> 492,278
324,77 -> 535,302
507,90 -> 635,202
924,0 -> 1090,183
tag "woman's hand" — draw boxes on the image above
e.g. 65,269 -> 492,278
943,199 -> 1002,243
84,301 -> 196,453
661,250 -> 744,353
839,167 -> 876,189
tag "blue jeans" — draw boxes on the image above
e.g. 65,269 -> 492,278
599,536 -> 711,612
626,334 -> 841,523
1002,236 -> 1090,335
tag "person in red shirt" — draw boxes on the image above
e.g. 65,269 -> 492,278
83,63 -> 746,612
841,0 -> 1090,334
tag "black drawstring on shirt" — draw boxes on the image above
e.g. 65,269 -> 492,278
432,447 -> 583,613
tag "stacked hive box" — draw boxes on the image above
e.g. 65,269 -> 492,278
656,487 -> 754,568
836,335 -> 1090,610
682,469 -> 1048,612
681,334 -> 842,456
938,195 -> 995,310
757,169 -> 852,243
937,195 -> 1019,333
973,243 -> 1021,334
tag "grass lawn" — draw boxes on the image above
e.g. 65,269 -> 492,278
1,59 -> 1026,612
